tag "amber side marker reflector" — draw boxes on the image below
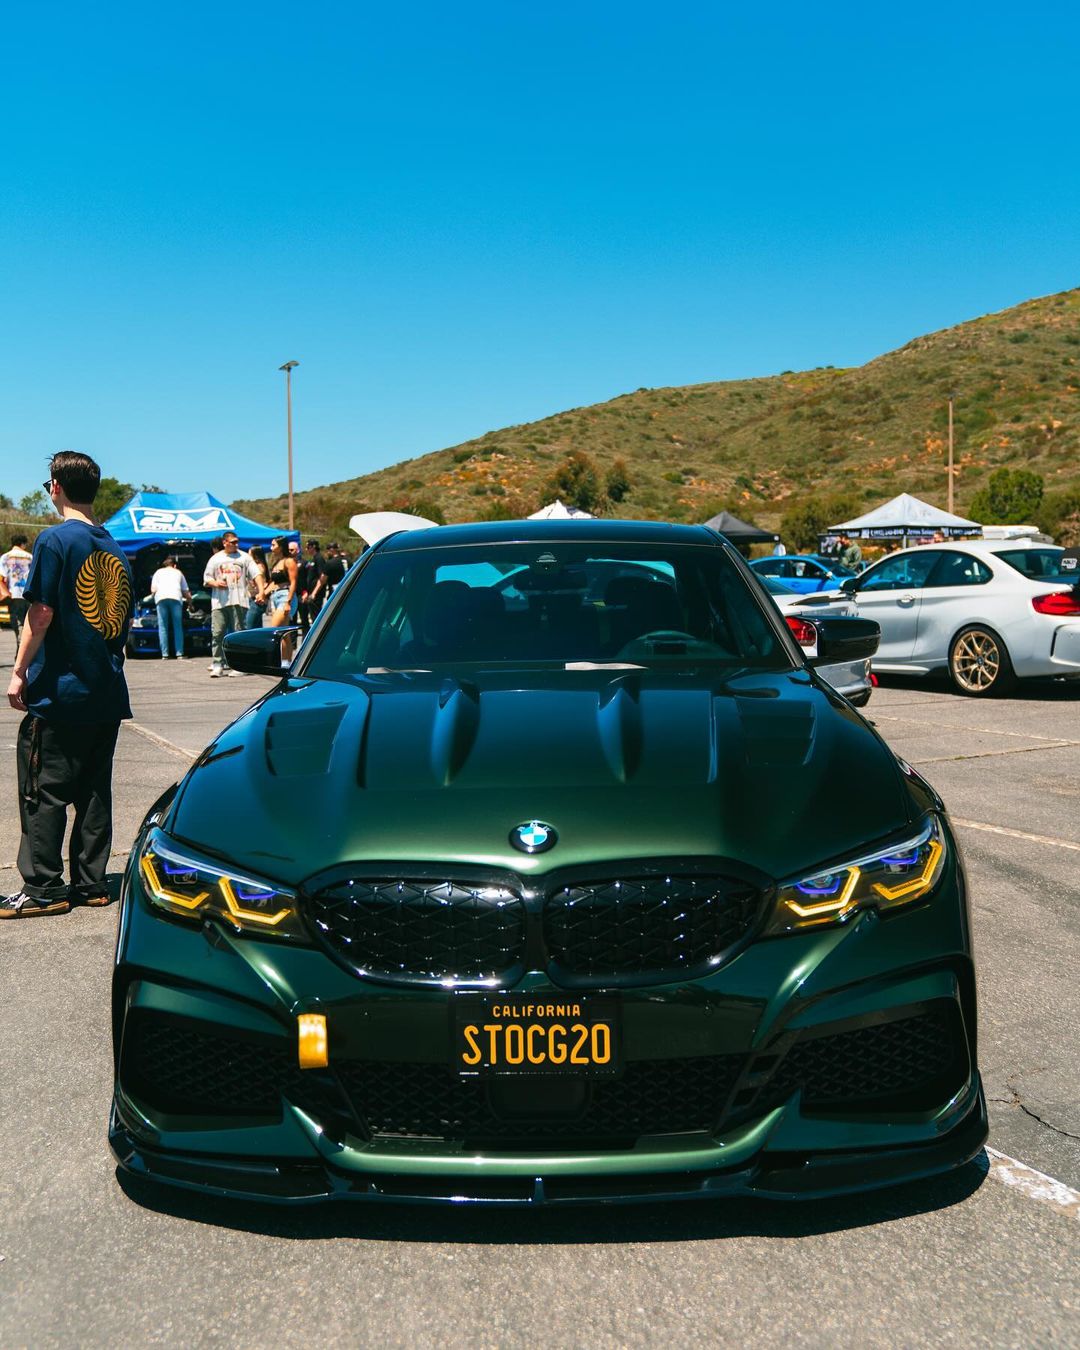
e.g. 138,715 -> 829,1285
297,1013 -> 328,1069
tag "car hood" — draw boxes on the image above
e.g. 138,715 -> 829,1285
169,668 -> 917,886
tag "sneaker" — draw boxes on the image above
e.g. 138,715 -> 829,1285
209,665 -> 222,678
0,892 -> 71,919
225,669 -> 242,677
177,655 -> 186,661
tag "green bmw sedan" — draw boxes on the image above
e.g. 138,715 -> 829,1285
110,520 -> 986,1204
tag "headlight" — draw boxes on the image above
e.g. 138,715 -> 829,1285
138,829 -> 302,938
767,816 -> 946,935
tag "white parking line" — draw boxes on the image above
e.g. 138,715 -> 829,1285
875,712 -> 1080,744
985,1147 -> 1080,1220
121,719 -> 197,762
952,818 -> 1080,852
914,742 -> 1079,765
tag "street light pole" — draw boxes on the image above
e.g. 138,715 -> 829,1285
947,392 -> 956,516
278,364 -> 299,531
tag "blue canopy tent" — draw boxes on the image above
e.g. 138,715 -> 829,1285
102,492 -> 298,658
103,491 -> 297,555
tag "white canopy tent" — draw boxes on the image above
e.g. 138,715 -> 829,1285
830,493 -> 981,542
527,499 -> 594,520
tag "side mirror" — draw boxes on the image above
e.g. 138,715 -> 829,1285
223,627 -> 299,675
840,576 -> 858,594
808,616 -> 879,666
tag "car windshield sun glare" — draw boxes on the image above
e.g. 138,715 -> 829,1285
138,829 -> 300,936
768,817 -> 946,934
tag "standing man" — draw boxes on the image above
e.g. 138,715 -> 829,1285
3,452 -> 133,917
298,538 -> 323,633
150,554 -> 191,659
204,530 -> 257,677
310,541 -> 347,611
839,533 -> 863,572
0,533 -> 34,650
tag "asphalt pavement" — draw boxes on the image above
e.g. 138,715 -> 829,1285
1,635 -> 1077,1348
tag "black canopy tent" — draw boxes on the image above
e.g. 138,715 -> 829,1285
702,510 -> 779,544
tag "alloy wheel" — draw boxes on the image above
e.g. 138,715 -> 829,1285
950,628 -> 1003,693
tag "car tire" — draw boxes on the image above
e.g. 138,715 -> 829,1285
948,625 -> 1017,697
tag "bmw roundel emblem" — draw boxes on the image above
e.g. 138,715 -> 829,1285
510,820 -> 558,854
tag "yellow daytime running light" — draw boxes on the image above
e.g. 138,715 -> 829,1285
140,854 -> 210,911
771,818 -> 947,936
872,838 -> 944,902
297,1013 -> 328,1069
782,866 -> 861,921
218,877 -> 293,928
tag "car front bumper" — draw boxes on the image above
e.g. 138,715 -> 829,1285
111,832 -> 985,1205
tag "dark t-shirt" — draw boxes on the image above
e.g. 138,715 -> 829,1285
320,556 -> 347,594
302,552 -> 324,595
23,520 -> 134,724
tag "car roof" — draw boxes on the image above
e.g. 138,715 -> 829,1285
875,538 -> 1062,559
374,519 -> 723,552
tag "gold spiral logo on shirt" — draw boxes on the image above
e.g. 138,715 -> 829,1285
75,550 -> 132,639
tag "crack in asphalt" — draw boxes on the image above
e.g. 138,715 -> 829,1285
991,1084 -> 1080,1142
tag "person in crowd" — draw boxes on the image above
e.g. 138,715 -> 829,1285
149,554 -> 190,659
311,540 -> 347,609
266,536 -> 298,625
2,451 -> 133,917
0,532 -> 33,649
838,533 -> 863,571
266,536 -> 299,659
246,545 -> 270,629
204,530 -> 258,677
287,539 -> 303,621
298,538 -> 323,633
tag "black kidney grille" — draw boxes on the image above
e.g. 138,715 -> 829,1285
337,1055 -> 744,1145
766,1005 -> 963,1111
545,876 -> 761,978
306,879 -> 526,983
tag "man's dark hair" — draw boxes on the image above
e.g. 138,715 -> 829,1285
307,539 -> 320,549
327,541 -> 339,551
163,554 -> 176,565
10,534 -> 28,548
209,536 -> 223,553
49,451 -> 101,503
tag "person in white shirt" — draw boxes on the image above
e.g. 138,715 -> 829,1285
150,555 -> 191,660
203,531 -> 258,676
0,534 -> 34,648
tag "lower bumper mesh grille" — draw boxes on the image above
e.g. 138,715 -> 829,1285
766,1004 -> 964,1112
119,1002 -> 967,1142
336,1056 -> 744,1144
121,1013 -> 343,1121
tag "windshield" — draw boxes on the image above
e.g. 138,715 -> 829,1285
995,548 -> 1074,582
300,542 -> 791,676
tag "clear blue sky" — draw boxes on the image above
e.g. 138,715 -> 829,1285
3,1 -> 1079,508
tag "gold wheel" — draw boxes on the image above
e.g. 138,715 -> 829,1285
949,627 -> 1011,695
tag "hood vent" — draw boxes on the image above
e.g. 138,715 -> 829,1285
265,704 -> 347,777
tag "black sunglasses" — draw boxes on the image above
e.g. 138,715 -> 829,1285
42,479 -> 53,494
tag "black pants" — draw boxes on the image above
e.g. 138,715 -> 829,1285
16,716 -> 121,900
7,597 -> 27,649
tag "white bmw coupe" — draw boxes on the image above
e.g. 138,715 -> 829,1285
843,539 -> 1080,696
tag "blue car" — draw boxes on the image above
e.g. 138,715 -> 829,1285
750,554 -> 859,595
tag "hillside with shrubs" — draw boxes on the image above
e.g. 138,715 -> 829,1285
231,286 -> 1080,547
